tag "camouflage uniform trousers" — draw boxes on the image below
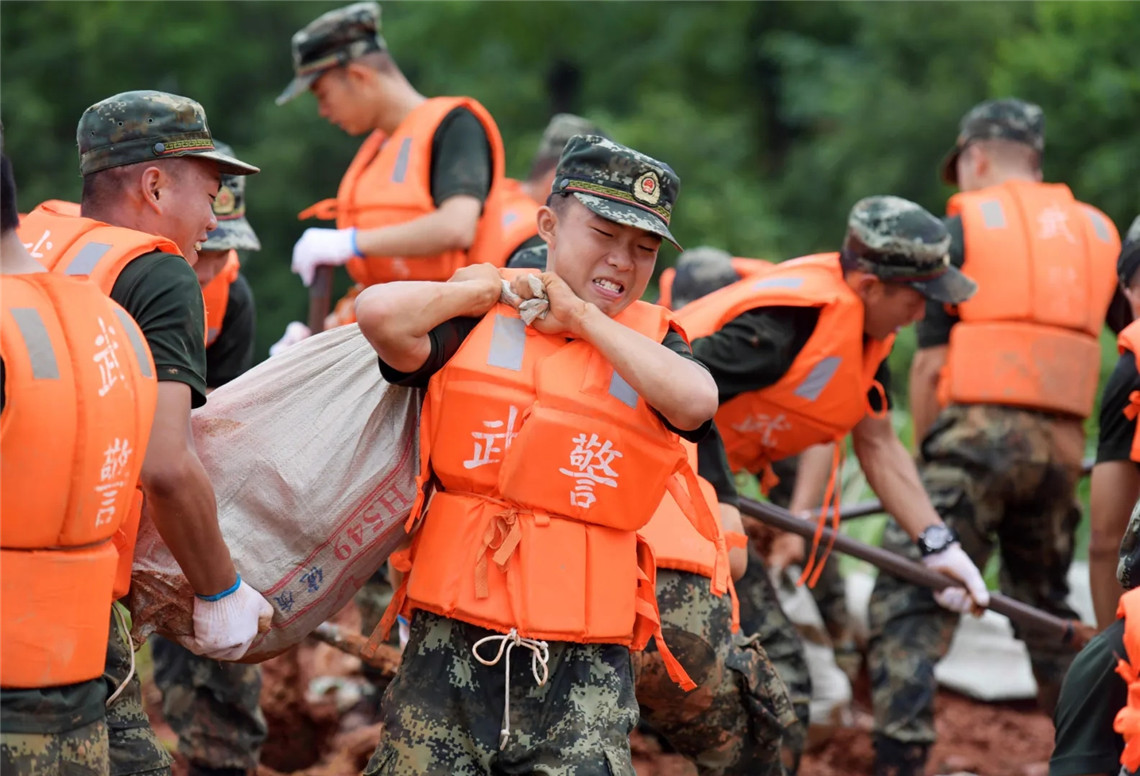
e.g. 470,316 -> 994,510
149,637 -> 266,771
364,610 -> 639,775
868,404 -> 1085,750
633,569 -> 796,776
735,548 -> 811,773
1,693 -> 109,776
104,607 -> 174,776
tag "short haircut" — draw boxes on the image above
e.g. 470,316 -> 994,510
1,151 -> 18,234
546,191 -> 574,215
349,49 -> 398,76
970,138 -> 1041,173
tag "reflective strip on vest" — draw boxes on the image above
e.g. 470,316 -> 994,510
1084,207 -> 1112,242
978,200 -> 1006,229
65,242 -> 114,276
487,314 -> 526,371
391,138 -> 413,184
754,276 -> 804,290
793,356 -> 841,401
609,371 -> 638,408
115,308 -> 152,379
9,308 -> 60,380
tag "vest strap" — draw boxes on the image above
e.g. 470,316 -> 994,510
798,442 -> 844,589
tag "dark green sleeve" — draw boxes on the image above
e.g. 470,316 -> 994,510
697,422 -> 739,507
1097,352 -> 1140,466
429,107 -> 492,206
204,272 -> 256,389
377,316 -> 480,388
690,306 -> 821,403
915,215 -> 964,349
1050,619 -> 1129,776
110,252 -> 208,408
867,352 -> 893,413
657,328 -> 713,443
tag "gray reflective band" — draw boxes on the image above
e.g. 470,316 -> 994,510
486,314 -> 526,371
65,242 -> 113,276
793,356 -> 840,401
608,371 -> 638,408
9,308 -> 60,380
753,277 -> 804,290
978,200 -> 1006,229
1085,208 -> 1111,242
115,308 -> 152,378
390,138 -> 412,184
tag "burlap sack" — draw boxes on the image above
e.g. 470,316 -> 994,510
128,324 -> 420,661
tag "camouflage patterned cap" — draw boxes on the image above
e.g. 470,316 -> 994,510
1118,498 -> 1140,591
277,2 -> 386,106
200,141 -> 261,253
841,195 -> 977,305
672,246 -> 740,309
551,135 -> 682,249
77,91 -> 259,177
534,114 -> 609,168
940,98 -> 1045,185
1118,215 -> 1140,286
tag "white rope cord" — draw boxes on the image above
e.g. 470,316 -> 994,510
471,628 -> 550,749
105,604 -> 136,708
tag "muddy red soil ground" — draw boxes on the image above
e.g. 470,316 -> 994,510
144,604 -> 1054,776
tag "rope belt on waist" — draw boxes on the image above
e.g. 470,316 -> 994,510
472,628 -> 550,749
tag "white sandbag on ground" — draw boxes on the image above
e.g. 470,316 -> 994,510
128,324 -> 420,662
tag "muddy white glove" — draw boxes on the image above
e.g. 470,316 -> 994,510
189,576 -> 274,660
269,321 -> 312,356
291,227 -> 361,286
921,542 -> 990,614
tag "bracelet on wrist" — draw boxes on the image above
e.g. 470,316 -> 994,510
196,574 -> 242,602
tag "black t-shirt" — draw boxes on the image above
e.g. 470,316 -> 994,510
379,315 -> 712,443
697,423 -> 740,507
1098,351 -> 1140,466
430,107 -> 492,206
205,272 -> 256,389
690,306 -> 894,418
110,251 -> 208,407
915,215 -> 966,349
1050,617 -> 1132,776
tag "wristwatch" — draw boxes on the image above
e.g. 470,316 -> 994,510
916,524 -> 959,556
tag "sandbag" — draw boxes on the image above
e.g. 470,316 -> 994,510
128,324 -> 420,662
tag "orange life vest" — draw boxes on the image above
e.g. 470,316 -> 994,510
677,253 -> 894,474
940,181 -> 1119,417
1118,320 -> 1140,464
657,257 -> 771,310
202,250 -> 240,348
1,273 -> 157,688
17,200 -> 189,597
299,96 -> 507,286
497,178 -> 541,264
1113,587 -> 1140,772
375,295 -> 727,690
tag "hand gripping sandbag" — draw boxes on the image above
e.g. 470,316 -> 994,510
127,324 -> 420,661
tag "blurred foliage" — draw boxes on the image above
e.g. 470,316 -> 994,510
3,0 -> 1138,401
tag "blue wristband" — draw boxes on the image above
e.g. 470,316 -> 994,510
196,574 -> 242,602
349,228 -> 363,258
396,615 -> 409,627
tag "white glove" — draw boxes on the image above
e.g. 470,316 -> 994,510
291,227 -> 360,286
188,577 -> 274,660
269,321 -> 312,356
921,542 -> 990,614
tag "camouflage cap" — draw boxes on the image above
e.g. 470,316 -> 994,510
534,114 -> 609,168
277,2 -> 386,106
1118,215 -> 1140,286
77,91 -> 259,177
200,141 -> 261,253
1118,498 -> 1140,591
940,98 -> 1045,185
672,246 -> 740,309
552,135 -> 682,249
841,195 -> 977,305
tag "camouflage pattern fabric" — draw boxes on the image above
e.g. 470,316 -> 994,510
1118,214 -> 1140,285
200,140 -> 261,253
365,611 -> 639,776
735,548 -> 811,773
634,569 -> 795,776
0,718 -> 109,776
552,135 -> 681,249
1118,498 -> 1140,591
941,97 -> 1045,184
77,91 -> 257,177
277,2 -> 385,106
104,608 -> 173,776
868,404 -> 1084,753
149,638 -> 266,771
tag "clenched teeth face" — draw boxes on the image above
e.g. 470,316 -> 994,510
594,278 -> 624,293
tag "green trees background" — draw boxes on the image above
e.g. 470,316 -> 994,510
3,1 -> 1138,401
